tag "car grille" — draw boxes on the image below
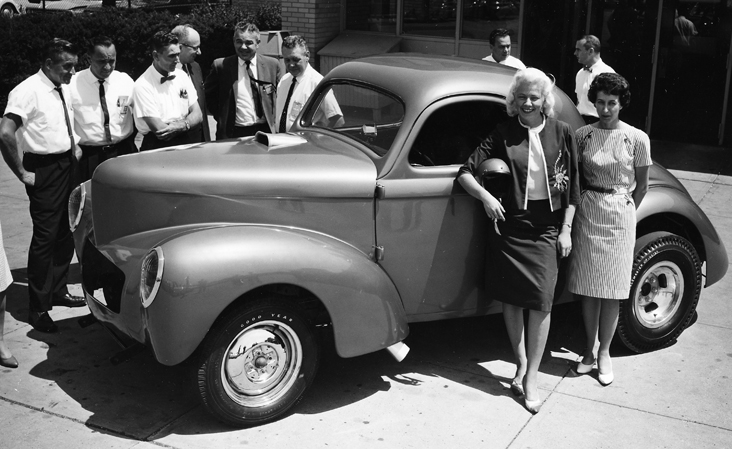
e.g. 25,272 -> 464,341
82,237 -> 126,313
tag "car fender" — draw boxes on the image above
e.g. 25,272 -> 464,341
145,225 -> 408,365
637,186 -> 728,286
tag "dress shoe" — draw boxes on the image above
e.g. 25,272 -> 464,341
0,355 -> 18,368
28,312 -> 58,333
522,378 -> 542,414
576,357 -> 596,375
510,378 -> 524,397
52,293 -> 86,308
598,371 -> 614,386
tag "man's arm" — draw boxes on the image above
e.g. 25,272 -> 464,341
0,114 -> 34,186
154,102 -> 202,140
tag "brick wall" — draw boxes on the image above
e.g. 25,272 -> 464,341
281,0 -> 342,70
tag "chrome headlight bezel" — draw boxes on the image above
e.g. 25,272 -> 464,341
68,183 -> 86,232
140,247 -> 164,308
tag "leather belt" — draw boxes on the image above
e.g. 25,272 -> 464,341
585,185 -> 631,195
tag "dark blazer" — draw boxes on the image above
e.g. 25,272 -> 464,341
204,54 -> 281,140
186,61 -> 211,142
460,116 -> 581,212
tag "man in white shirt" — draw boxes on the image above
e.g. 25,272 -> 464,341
574,35 -> 615,124
0,38 -> 86,333
171,24 -> 210,142
71,36 -> 136,182
482,28 -> 526,70
205,22 -> 281,139
276,35 -> 343,133
132,31 -> 202,151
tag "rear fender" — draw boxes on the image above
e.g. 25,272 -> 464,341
146,225 -> 408,365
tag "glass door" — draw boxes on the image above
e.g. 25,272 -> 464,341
650,0 -> 732,145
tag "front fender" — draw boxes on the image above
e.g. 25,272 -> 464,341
637,186 -> 728,286
146,225 -> 408,365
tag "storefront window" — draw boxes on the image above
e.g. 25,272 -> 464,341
462,0 -> 521,40
346,0 -> 397,33
402,0 -> 457,37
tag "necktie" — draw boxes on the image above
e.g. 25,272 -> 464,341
245,60 -> 263,119
184,64 -> 192,78
54,86 -> 74,151
98,79 -> 112,143
160,74 -> 176,83
279,77 -> 297,133
583,66 -> 592,72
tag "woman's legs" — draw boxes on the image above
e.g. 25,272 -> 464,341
503,304 -> 551,403
502,304 -> 527,385
0,289 -> 13,360
581,296 -> 601,364
597,299 -> 620,376
524,309 -> 551,402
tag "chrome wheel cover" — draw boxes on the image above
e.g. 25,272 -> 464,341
221,321 -> 303,407
633,260 -> 684,329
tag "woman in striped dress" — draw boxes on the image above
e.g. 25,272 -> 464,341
568,73 -> 652,386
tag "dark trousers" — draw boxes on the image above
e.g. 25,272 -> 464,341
232,123 -> 270,138
22,151 -> 76,313
140,125 -> 202,151
77,135 -> 137,184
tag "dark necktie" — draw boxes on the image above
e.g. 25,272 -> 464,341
184,64 -> 192,78
98,79 -> 112,143
245,60 -> 263,119
583,66 -> 592,72
160,74 -> 176,83
279,77 -> 297,133
54,86 -> 74,151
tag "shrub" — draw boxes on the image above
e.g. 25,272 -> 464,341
0,2 -> 281,112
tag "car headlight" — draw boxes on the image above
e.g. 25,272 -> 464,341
68,183 -> 86,232
140,247 -> 164,308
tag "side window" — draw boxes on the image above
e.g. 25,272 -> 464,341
408,100 -> 508,166
303,83 -> 404,157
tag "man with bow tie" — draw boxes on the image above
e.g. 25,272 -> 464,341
131,31 -> 203,151
70,36 -> 136,183
574,35 -> 615,124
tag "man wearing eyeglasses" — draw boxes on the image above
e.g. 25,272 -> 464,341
131,31 -> 203,151
171,24 -> 210,142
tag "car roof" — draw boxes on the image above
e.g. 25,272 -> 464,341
324,53 -> 518,115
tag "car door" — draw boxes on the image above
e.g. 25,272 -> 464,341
375,96 -> 509,321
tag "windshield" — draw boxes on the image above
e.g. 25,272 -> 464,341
301,82 -> 405,158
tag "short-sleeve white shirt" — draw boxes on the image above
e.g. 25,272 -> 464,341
575,58 -> 615,117
132,64 -> 197,135
71,68 -> 135,145
482,54 -> 527,70
275,64 -> 342,132
3,70 -> 80,155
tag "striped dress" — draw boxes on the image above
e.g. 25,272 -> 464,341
568,124 -> 652,299
0,221 -> 12,292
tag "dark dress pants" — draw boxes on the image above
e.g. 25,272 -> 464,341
140,125 -> 202,151
22,151 -> 76,313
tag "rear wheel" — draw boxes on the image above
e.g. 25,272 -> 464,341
194,298 -> 319,427
618,232 -> 702,353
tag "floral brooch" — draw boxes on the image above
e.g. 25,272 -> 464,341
553,153 -> 568,192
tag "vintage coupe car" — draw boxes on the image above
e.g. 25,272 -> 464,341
69,54 -> 728,427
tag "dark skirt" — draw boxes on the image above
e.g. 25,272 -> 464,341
485,200 -> 563,312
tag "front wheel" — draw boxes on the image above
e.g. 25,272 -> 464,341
1,4 -> 17,16
618,232 -> 702,353
194,298 -> 319,427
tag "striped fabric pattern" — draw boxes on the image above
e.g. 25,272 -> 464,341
568,125 -> 652,299
0,221 -> 12,292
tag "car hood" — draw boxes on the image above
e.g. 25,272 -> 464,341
94,132 -> 377,198
90,132 -> 378,246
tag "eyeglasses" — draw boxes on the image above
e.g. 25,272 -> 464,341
181,43 -> 201,51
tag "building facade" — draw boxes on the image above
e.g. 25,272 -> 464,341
276,0 -> 732,146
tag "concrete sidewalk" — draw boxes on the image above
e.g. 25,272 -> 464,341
0,143 -> 731,448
